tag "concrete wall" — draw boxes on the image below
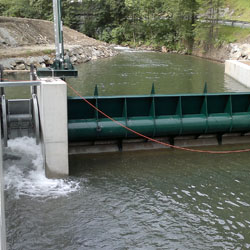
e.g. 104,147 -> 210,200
225,60 -> 250,88
38,78 -> 69,178
0,125 -> 6,250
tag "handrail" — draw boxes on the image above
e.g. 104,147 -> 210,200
0,81 -> 41,87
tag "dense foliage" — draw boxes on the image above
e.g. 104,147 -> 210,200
0,0 -> 228,52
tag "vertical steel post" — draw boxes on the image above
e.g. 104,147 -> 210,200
0,65 -> 4,95
53,0 -> 64,64
0,121 -> 7,249
30,64 -> 37,94
37,0 -> 77,77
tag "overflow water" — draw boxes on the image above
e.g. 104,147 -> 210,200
4,52 -> 250,249
4,137 -> 79,199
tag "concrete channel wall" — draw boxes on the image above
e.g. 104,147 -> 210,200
0,78 -> 68,250
0,126 -> 6,250
225,60 -> 250,88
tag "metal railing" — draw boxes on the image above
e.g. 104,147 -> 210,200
200,18 -> 250,29
0,81 -> 41,88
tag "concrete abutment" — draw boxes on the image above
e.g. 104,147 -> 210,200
38,78 -> 69,178
225,60 -> 250,87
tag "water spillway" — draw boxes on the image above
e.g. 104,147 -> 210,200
68,92 -> 250,142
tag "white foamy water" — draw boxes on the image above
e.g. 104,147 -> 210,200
113,46 -> 150,53
3,137 -> 79,199
113,46 -> 131,51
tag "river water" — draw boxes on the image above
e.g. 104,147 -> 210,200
4,51 -> 250,249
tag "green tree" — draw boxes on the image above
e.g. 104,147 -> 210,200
77,0 -> 127,41
196,0 -> 224,50
173,0 -> 198,51
0,0 -> 225,51
0,0 -> 78,26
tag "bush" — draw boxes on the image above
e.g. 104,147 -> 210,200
99,27 -> 113,42
110,26 -> 125,44
0,3 -> 7,15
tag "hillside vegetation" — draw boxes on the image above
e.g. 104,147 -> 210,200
225,0 -> 250,22
0,16 -> 103,49
0,0 -> 250,55
0,16 -> 116,70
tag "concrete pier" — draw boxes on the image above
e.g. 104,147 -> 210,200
38,78 -> 69,178
225,60 -> 250,87
0,127 -> 6,250
69,134 -> 250,155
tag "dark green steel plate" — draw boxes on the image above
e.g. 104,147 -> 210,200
37,68 -> 78,78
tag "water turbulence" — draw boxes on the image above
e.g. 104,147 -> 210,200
3,137 -> 79,199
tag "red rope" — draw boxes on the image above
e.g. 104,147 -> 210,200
68,83 -> 250,154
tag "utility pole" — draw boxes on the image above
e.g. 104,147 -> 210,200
53,0 -> 64,67
37,0 -> 78,78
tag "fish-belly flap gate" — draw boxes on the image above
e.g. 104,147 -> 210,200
68,93 -> 250,142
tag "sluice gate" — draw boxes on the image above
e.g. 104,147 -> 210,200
0,65 -> 41,147
0,81 -> 41,147
68,92 -> 250,143
1,95 -> 40,146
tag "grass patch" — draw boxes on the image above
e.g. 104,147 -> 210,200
224,0 -> 250,22
42,49 -> 54,55
23,49 -> 54,57
0,48 -> 54,59
216,25 -> 250,43
194,24 -> 250,50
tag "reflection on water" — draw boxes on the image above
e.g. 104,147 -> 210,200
224,74 -> 250,92
4,52 -> 250,249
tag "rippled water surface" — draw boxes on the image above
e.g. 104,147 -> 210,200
68,51 -> 249,96
4,52 -> 250,249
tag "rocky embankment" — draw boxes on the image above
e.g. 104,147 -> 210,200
0,16 -> 118,70
1,16 -> 249,69
191,42 -> 250,63
136,42 -> 250,63
227,43 -> 250,60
